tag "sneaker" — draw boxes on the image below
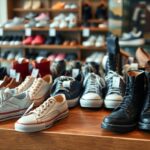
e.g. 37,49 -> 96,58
36,20 -> 49,28
15,94 -> 68,132
119,30 -> 145,46
25,12 -> 38,20
104,70 -> 125,109
82,36 -> 97,47
49,20 -> 59,28
95,35 -> 105,47
22,36 -> 34,45
35,13 -> 49,21
24,20 -> 36,28
31,35 -> 45,45
51,75 -> 83,108
80,73 -> 105,108
0,75 -> 52,121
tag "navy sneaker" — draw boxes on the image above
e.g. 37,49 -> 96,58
80,73 -> 105,108
0,67 -> 8,80
51,74 -> 83,108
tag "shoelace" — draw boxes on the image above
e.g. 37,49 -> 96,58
33,99 -> 54,116
84,74 -> 104,94
105,71 -> 122,95
15,77 -> 31,94
28,79 -> 43,97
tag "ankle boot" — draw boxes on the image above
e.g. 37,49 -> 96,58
106,34 -> 121,74
101,70 -> 145,133
139,71 -> 150,130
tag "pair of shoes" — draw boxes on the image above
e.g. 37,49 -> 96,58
23,0 -> 41,10
0,36 -> 22,45
50,13 -> 77,28
52,2 -> 77,10
0,75 -> 52,122
63,40 -> 78,46
119,30 -> 145,46
3,17 -> 24,28
101,70 -> 149,133
82,35 -> 105,47
22,35 -> 45,45
64,3 -> 78,9
45,34 -> 63,45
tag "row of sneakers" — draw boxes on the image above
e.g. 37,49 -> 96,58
82,35 -> 105,47
0,36 -> 22,45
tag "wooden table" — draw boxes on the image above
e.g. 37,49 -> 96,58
0,107 -> 150,150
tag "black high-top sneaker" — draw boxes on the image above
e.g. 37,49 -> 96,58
101,70 -> 145,133
106,34 -> 121,74
139,71 -> 150,130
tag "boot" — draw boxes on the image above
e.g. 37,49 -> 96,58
106,34 -> 121,74
101,70 -> 145,133
139,71 -> 150,130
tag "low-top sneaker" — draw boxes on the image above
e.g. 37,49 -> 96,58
15,94 -> 69,132
80,73 -> 105,108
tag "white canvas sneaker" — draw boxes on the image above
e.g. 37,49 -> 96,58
15,94 -> 69,132
82,36 -> 97,47
0,75 -> 52,121
95,35 -> 105,47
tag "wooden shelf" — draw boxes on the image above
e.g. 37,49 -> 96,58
13,8 -> 78,13
0,107 -> 150,150
0,45 -> 22,49
88,19 -> 107,23
80,45 -> 106,51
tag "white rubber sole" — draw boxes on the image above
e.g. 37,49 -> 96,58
104,99 -> 122,109
80,98 -> 103,108
0,109 -> 27,122
67,97 -> 79,108
15,110 -> 69,132
119,39 -> 145,46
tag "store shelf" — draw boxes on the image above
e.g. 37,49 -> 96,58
88,19 -> 107,23
80,45 -> 106,51
0,45 -> 22,49
50,8 -> 79,13
0,107 -> 150,150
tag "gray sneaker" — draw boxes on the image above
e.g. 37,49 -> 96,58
25,20 -> 36,28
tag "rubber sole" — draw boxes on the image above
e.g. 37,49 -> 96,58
67,97 -> 79,108
138,122 -> 150,131
15,110 -> 69,132
104,99 -> 122,109
80,98 -> 103,108
119,39 -> 145,46
101,121 -> 136,133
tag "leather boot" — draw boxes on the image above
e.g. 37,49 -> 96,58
139,71 -> 150,130
101,70 -> 145,133
136,47 -> 150,68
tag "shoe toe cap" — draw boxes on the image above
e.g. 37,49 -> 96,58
81,93 -> 102,101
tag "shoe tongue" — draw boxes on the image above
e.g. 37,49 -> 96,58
36,57 -> 44,63
17,58 -> 25,64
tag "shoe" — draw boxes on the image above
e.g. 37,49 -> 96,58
51,75 -> 83,108
2,36 -> 12,45
119,30 -> 145,46
0,67 -> 7,80
0,75 -> 52,121
82,3 -> 92,21
95,5 -> 108,20
4,17 -> 24,28
54,14 -> 66,21
104,70 -> 125,109
15,94 -> 68,132
4,78 -> 21,89
32,35 -> 44,45
59,20 -> 68,28
101,70 -> 145,133
14,36 -> 22,45
0,76 -> 12,88
82,36 -> 97,47
36,20 -> 49,27
51,2 -> 65,10
135,48 -> 150,68
12,58 -> 30,80
55,53 -> 66,61
24,20 -> 36,28
80,73 -> 105,108
55,34 -> 63,45
65,53 -> 78,61
7,52 -> 16,60
47,54 -> 57,61
22,36 -> 34,45
35,13 -> 49,21
95,35 -> 105,47
139,72 -> 150,130
33,58 -> 51,77
70,3 -> 78,9
63,41 -> 70,46
32,0 -> 41,10
25,12 -> 38,20
50,60 -> 66,78
45,37 -> 55,45
49,20 -> 59,28
23,0 -> 32,10
70,40 -> 78,46
0,76 -> 35,103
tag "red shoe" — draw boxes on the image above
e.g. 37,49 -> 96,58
32,35 -> 44,45
32,57 -> 51,77
12,58 -> 30,80
22,36 -> 34,45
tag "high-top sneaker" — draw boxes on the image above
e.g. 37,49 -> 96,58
80,73 -> 105,108
12,58 -> 30,80
50,60 -> 66,79
139,71 -> 150,130
104,70 -> 125,109
106,35 -> 121,74
32,57 -> 51,77
101,70 -> 145,133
